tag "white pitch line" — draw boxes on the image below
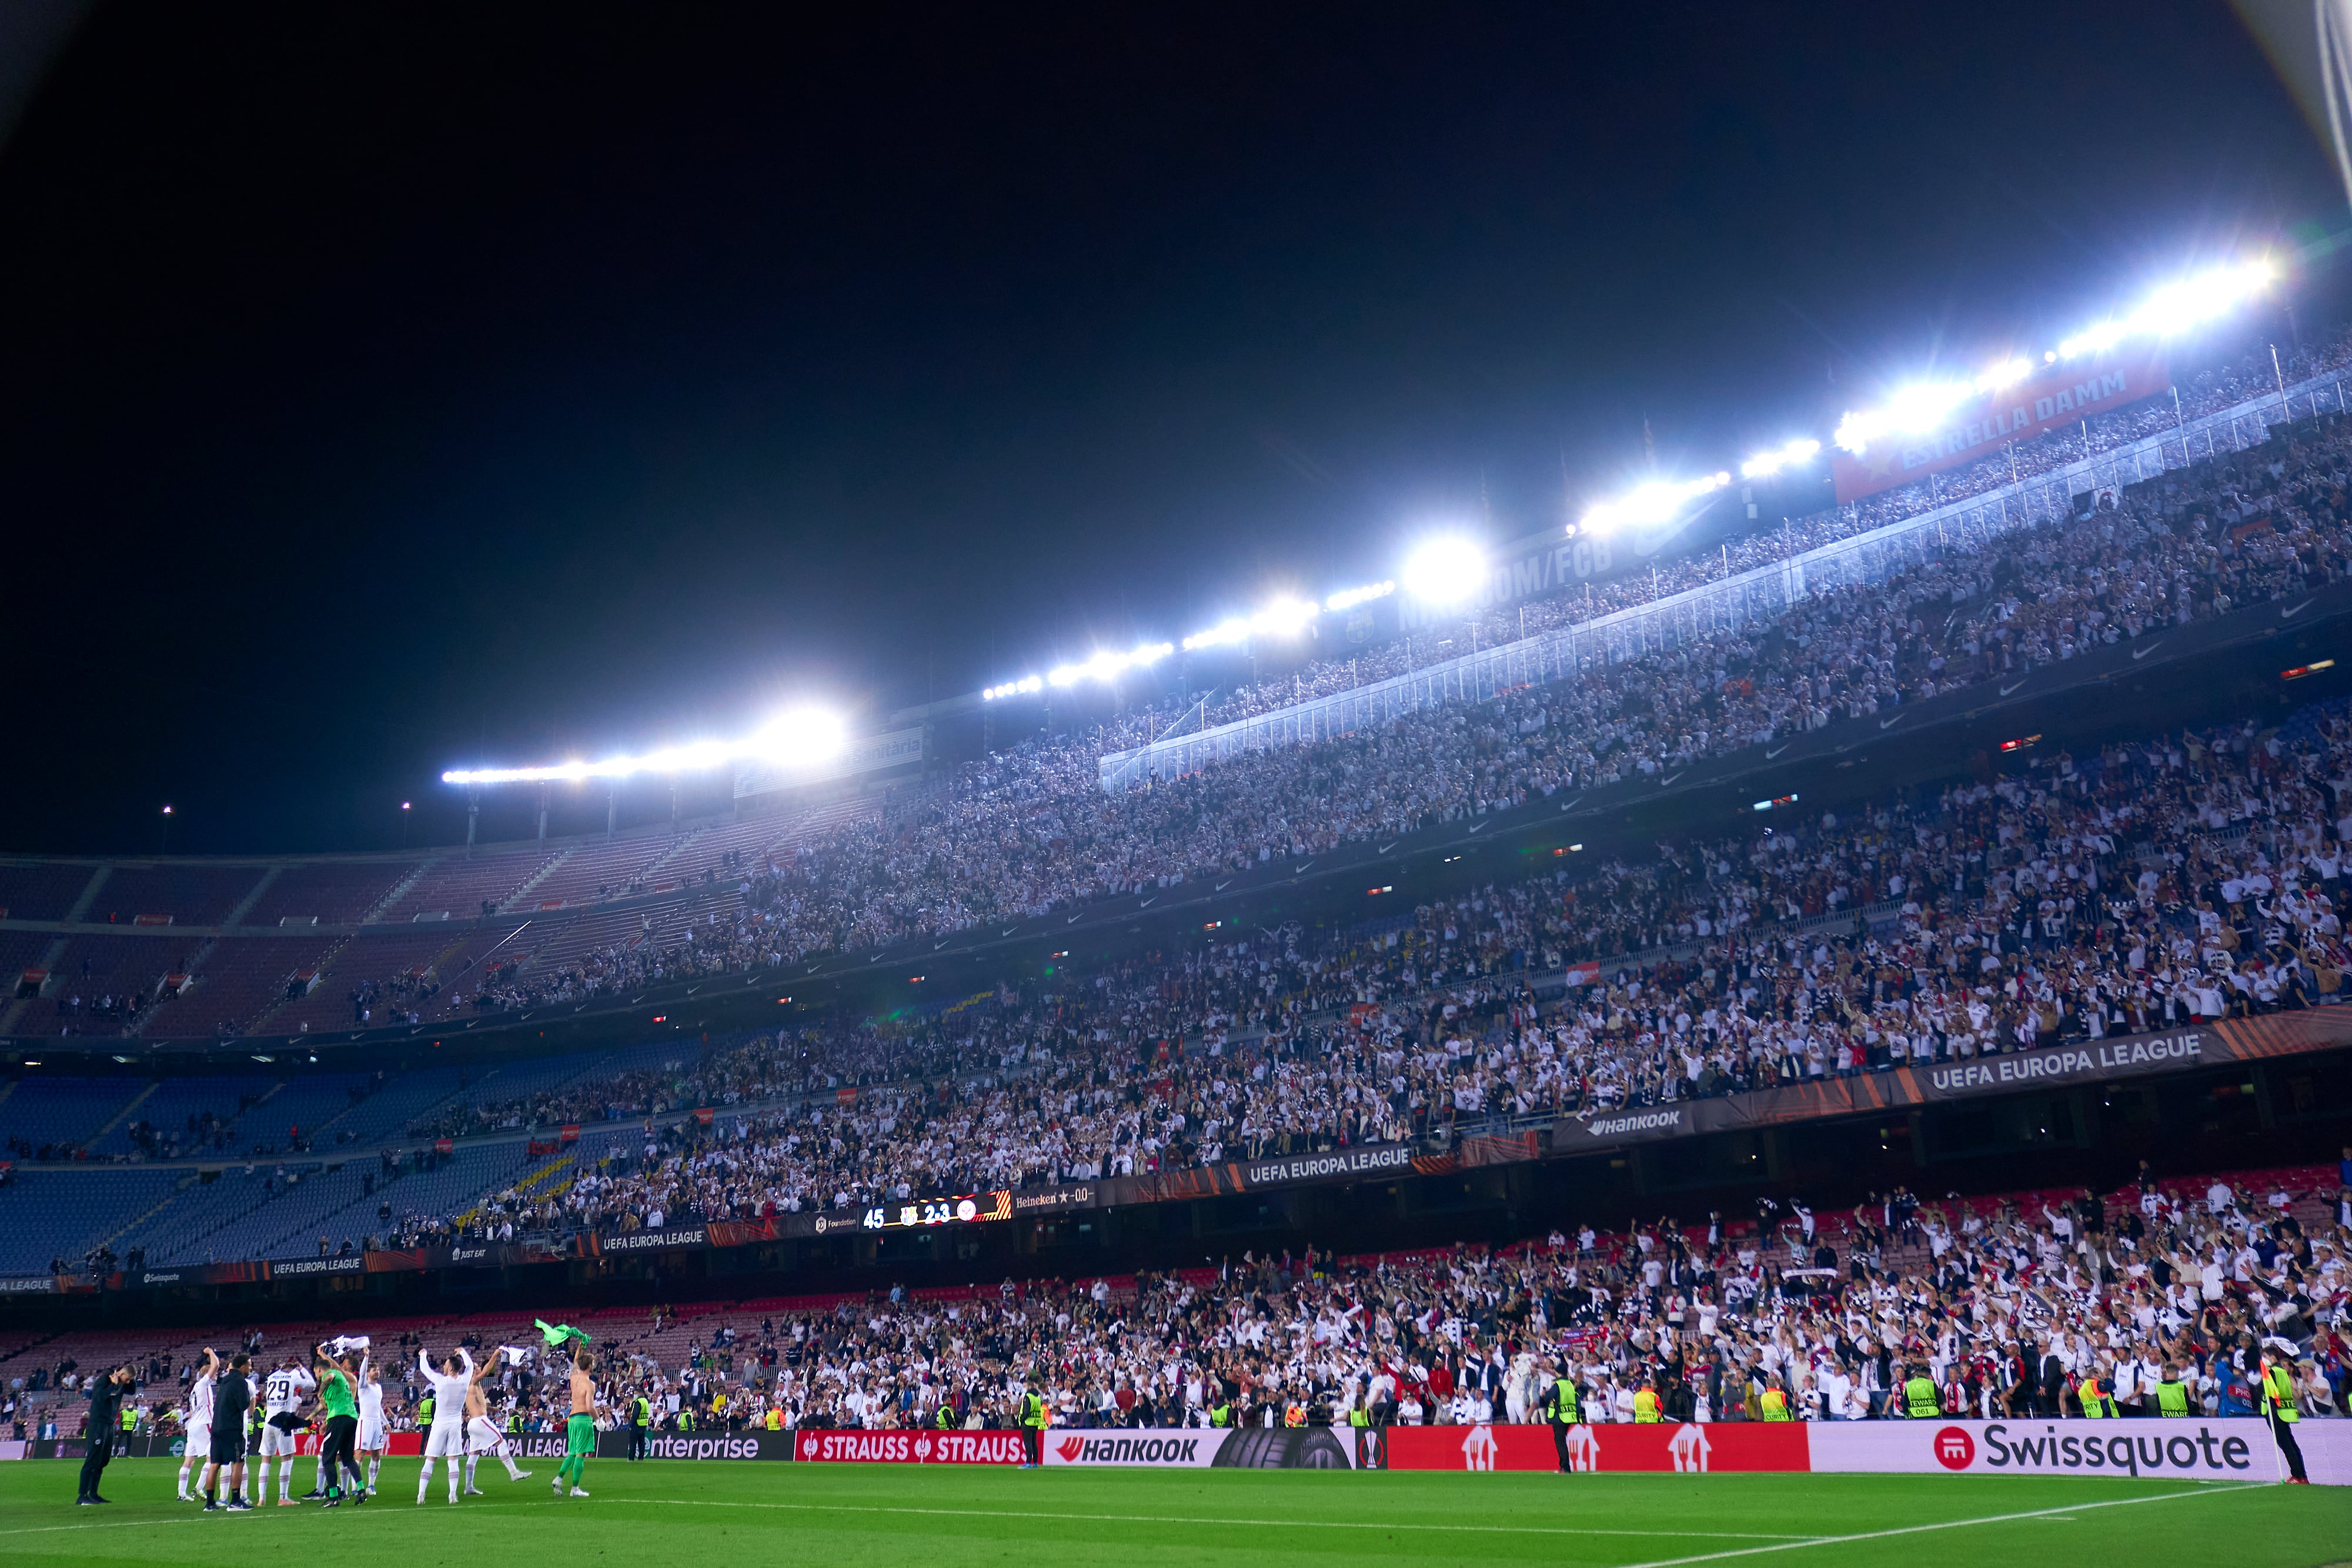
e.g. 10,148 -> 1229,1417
627,1496 -> 1821,1539
1613,1483 -> 2251,1568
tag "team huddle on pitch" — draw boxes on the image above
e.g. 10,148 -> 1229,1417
165,1320 -> 603,1510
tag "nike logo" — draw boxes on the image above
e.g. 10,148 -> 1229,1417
2130,640 -> 2165,661
1067,914 -> 1081,924
1467,821 -> 1489,834
1999,679 -> 2029,696
1660,771 -> 1684,785
1878,714 -> 1903,730
1002,928 -> 1017,937
2281,600 -> 2314,620
934,940 -> 949,951
1377,842 -> 1397,855
1296,861 -> 1314,872
1765,745 -> 1790,759
1215,880 -> 1232,892
1138,898 -> 1154,908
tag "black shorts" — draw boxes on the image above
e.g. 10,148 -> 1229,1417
209,1425 -> 248,1465
268,1412 -> 303,1433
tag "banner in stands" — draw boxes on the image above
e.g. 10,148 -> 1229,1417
1043,1427 -> 1357,1469
1830,345 -> 2170,503
734,726 -> 924,800
1552,1012 -> 2351,1151
793,1429 -> 1026,1465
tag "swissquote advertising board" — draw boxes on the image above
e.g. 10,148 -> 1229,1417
1378,1418 -> 2349,1484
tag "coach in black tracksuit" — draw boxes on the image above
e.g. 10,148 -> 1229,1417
79,1366 -> 133,1504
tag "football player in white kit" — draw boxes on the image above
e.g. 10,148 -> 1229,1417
176,1348 -> 219,1502
356,1353 -> 389,1497
258,1354 -> 317,1506
416,1347 -> 476,1505
461,1348 -> 532,1493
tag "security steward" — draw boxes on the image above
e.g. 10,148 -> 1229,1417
1017,1378 -> 1048,1468
2259,1350 -> 2310,1485
1632,1373 -> 1662,1423
1759,1375 -> 1791,1422
1537,1359 -> 1581,1474
2076,1366 -> 2117,1419
2153,1363 -> 2191,1417
628,1389 -> 652,1460
1902,1363 -> 1941,1419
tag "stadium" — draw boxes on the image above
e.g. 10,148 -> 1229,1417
2,6 -> 2350,1565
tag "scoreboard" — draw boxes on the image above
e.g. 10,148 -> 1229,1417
857,1189 -> 1014,1231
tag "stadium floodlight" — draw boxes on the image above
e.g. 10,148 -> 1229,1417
1835,356 -> 2042,454
1324,580 -> 1396,613
441,704 -> 846,787
1400,537 -> 1486,604
983,674 -> 1046,701
1579,472 -> 1730,539
1738,439 -> 1822,479
2058,259 -> 2274,359
1182,597 -> 1318,651
1045,640 -> 1175,687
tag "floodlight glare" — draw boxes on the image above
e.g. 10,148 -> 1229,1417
1738,439 -> 1822,479
1323,580 -> 1396,613
1579,473 -> 1730,539
1046,641 -> 1175,687
1401,537 -> 1486,604
442,703 -> 846,786
1181,598 -> 1318,651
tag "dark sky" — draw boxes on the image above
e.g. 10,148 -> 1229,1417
0,3 -> 2339,855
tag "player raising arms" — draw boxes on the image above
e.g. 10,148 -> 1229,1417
175,1347 -> 218,1503
552,1346 -> 601,1499
415,1346 -> 476,1505
355,1350 -> 389,1496
460,1348 -> 533,1494
258,1352 -> 316,1506
312,1344 -> 369,1507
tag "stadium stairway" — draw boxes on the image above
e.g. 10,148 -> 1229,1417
499,847 -> 577,913
83,1082 -> 159,1147
359,860 -> 432,925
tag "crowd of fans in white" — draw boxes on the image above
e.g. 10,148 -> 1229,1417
45,1166 -> 2348,1441
373,680 -> 2352,1275
404,339 -> 2352,1022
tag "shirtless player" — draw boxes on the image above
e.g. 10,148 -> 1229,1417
461,1348 -> 532,1494
552,1347 -> 600,1499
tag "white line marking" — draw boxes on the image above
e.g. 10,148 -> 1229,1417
1612,1483 -> 2244,1568
623,1497 -> 1819,1540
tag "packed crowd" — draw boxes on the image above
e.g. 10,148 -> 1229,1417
302,339 -> 2352,1031
422,393 -> 2352,1015
372,683 -> 2352,1261
1092,330 -> 2352,746
28,1163 -> 2348,1443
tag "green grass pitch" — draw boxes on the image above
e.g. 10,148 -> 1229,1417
4,1457 -> 2348,1568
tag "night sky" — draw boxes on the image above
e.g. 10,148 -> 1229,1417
0,4 -> 2340,855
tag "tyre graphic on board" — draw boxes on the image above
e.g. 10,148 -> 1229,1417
1211,1427 -> 1354,1469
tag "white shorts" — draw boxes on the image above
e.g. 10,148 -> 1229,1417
465,1416 -> 505,1453
359,1417 -> 387,1452
423,1420 -> 466,1459
184,1422 -> 211,1457
259,1422 -> 299,1457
